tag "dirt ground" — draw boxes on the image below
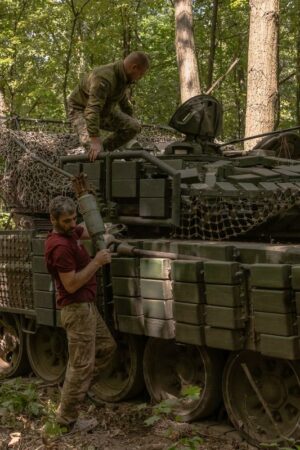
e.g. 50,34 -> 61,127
0,379 -> 258,450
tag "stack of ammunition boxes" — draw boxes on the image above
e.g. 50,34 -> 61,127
140,258 -> 174,338
112,161 -> 138,198
32,236 -> 58,326
111,257 -> 144,335
63,161 -> 102,198
172,260 -> 205,345
251,264 -> 300,359
204,261 -> 246,350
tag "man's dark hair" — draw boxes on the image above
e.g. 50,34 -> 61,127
49,196 -> 76,220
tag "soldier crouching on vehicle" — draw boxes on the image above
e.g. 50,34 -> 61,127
68,51 -> 150,161
45,196 -> 117,432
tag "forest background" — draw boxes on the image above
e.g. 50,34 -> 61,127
0,0 -> 299,142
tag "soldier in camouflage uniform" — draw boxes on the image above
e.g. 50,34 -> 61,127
45,196 -> 117,431
68,51 -> 150,161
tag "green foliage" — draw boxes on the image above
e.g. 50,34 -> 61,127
144,385 -> 201,427
0,0 -> 299,140
0,211 -> 11,230
0,378 -> 68,437
42,419 -> 68,438
168,436 -> 203,450
0,378 -> 44,418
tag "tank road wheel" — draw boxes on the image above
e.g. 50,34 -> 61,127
88,333 -> 145,402
223,350 -> 300,446
143,338 -> 223,421
0,313 -> 30,378
26,326 -> 67,383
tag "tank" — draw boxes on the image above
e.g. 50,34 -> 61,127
1,96 -> 300,446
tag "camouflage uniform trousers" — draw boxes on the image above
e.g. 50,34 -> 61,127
56,302 -> 117,425
68,107 -> 141,151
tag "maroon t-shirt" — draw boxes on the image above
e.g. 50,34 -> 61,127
44,225 -> 97,308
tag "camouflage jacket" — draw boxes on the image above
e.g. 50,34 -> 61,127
68,60 -> 133,137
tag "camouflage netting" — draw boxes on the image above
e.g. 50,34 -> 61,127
0,128 -> 79,212
173,189 -> 300,240
0,118 -> 181,214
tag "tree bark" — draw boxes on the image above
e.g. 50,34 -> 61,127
63,0 -> 92,115
244,0 -> 279,151
174,0 -> 201,103
0,88 -> 8,117
296,0 -> 300,124
207,0 -> 219,90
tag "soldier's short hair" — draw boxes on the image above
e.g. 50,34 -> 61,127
49,196 -> 76,220
124,51 -> 150,69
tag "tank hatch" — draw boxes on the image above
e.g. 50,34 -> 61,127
165,95 -> 223,155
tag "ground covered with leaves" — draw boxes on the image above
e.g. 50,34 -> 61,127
0,377 -> 259,450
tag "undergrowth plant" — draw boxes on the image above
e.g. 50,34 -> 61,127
143,385 -> 203,450
0,378 -> 67,437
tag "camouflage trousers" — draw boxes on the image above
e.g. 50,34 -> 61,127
68,107 -> 141,151
56,302 -> 117,425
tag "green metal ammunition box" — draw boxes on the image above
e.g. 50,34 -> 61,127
178,168 -> 199,183
140,179 -> 166,197
291,266 -> 300,290
88,179 -> 101,190
206,284 -> 244,307
56,310 -> 62,327
82,161 -> 101,179
140,258 -> 171,280
259,334 -> 300,359
173,282 -> 205,303
170,242 -> 236,261
33,273 -> 53,292
205,305 -> 245,329
112,161 -> 139,179
171,260 -> 204,283
164,159 -> 184,170
175,323 -> 205,346
114,296 -> 143,316
112,277 -> 140,297
111,258 -> 139,277
32,238 -> 45,256
254,311 -> 296,336
251,289 -> 292,313
32,256 -> 47,273
295,292 -> 300,314
174,303 -> 205,324
204,261 -> 242,284
117,315 -> 144,335
112,179 -> 137,197
142,299 -> 173,319
33,291 -> 54,309
139,198 -> 166,217
63,163 -> 80,176
140,279 -> 172,299
36,308 -> 55,327
205,326 -> 245,350
144,318 -> 175,339
250,264 -> 291,289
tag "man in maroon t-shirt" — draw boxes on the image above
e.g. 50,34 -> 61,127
45,195 -> 116,431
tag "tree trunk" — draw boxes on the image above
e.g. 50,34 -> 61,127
174,0 -> 201,103
296,0 -> 300,124
0,88 -> 8,117
207,0 -> 219,90
244,0 -> 279,151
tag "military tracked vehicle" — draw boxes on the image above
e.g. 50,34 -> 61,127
2,96 -> 300,445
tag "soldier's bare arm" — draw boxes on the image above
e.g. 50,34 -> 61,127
58,249 -> 111,294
